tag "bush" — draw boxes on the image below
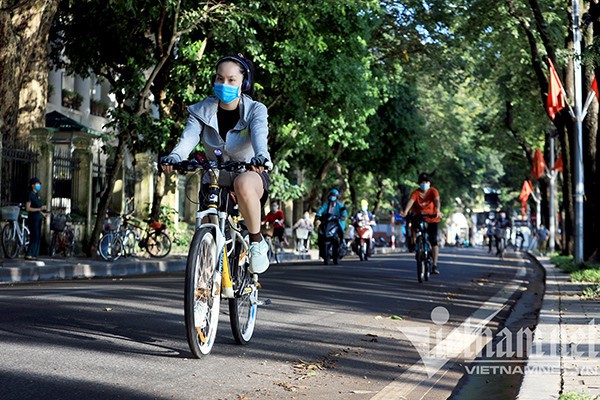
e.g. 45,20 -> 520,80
551,255 -> 579,273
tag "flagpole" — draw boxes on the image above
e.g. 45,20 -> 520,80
572,0 -> 585,264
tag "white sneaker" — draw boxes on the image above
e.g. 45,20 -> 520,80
249,239 -> 270,274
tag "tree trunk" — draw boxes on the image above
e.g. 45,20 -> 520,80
17,1 -> 58,140
85,132 -> 128,256
0,1 -> 57,141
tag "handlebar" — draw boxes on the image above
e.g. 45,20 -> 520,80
168,159 -> 252,173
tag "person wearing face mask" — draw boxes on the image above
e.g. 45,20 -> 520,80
293,210 -> 314,253
161,53 -> 272,274
353,199 -> 376,259
400,172 -> 443,274
263,201 -> 287,246
315,189 -> 348,257
25,177 -> 47,260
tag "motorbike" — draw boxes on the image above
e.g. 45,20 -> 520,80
353,220 -> 373,261
317,213 -> 344,265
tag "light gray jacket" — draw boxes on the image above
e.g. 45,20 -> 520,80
170,94 -> 271,163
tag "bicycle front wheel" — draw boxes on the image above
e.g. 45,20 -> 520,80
185,227 -> 221,358
416,239 -> 424,283
49,232 -> 59,257
98,232 -> 123,262
229,231 -> 258,345
146,231 -> 171,258
1,223 -> 19,259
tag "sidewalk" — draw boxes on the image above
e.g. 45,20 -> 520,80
0,245 -> 403,285
518,254 -> 600,399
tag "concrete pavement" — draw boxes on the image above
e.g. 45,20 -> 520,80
518,254 -> 600,399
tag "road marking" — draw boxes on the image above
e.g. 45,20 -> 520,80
370,262 -> 527,400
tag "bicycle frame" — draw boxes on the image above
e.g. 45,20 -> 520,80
193,164 -> 248,299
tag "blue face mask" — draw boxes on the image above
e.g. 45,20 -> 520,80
213,83 -> 240,104
420,183 -> 430,191
329,196 -> 337,202
34,183 -> 41,191
361,205 -> 368,212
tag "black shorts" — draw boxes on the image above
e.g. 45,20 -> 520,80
273,226 -> 285,241
427,222 -> 439,246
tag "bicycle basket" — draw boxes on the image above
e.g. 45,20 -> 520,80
296,227 -> 309,240
150,221 -> 165,230
51,215 -> 67,232
1,206 -> 20,221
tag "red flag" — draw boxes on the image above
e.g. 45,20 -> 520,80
552,154 -> 564,173
546,59 -> 566,120
592,76 -> 599,101
531,149 -> 547,179
519,180 -> 533,218
519,180 -> 534,202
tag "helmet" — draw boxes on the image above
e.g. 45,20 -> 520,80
418,172 -> 431,183
329,188 -> 340,196
360,199 -> 368,208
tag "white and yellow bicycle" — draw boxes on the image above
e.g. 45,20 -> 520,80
171,150 -> 260,358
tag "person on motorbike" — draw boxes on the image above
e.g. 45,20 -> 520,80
494,211 -> 512,256
263,201 -> 287,246
160,53 -> 272,274
315,189 -> 348,254
353,199 -> 376,255
400,172 -> 443,274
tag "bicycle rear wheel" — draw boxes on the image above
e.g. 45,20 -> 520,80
185,227 -> 221,358
229,231 -> 258,345
98,232 -> 123,261
1,223 -> 19,259
146,230 -> 171,258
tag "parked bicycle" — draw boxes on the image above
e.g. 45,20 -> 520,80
413,214 -> 436,283
97,213 -> 124,262
97,212 -> 171,261
118,213 -> 171,258
1,204 -> 30,259
49,213 -> 75,257
171,150 -> 261,358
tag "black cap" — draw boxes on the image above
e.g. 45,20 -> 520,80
418,172 -> 430,183
30,177 -> 41,185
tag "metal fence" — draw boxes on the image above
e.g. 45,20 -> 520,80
1,141 -> 39,206
52,148 -> 81,213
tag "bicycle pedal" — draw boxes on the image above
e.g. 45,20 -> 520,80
256,298 -> 272,306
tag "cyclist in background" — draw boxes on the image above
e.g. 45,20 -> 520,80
25,177 -> 46,260
400,172 -> 443,274
263,201 -> 288,246
494,211 -> 512,256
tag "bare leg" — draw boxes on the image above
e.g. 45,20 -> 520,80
433,245 -> 439,265
234,171 -> 264,237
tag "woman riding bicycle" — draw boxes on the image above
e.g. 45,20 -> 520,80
400,172 -> 443,274
161,53 -> 272,274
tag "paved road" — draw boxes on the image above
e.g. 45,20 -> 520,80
0,248 -> 536,400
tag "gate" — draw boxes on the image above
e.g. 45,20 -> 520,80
1,141 -> 39,206
52,148 -> 81,212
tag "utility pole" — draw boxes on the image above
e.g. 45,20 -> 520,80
572,0 -> 585,263
549,132 -> 557,254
